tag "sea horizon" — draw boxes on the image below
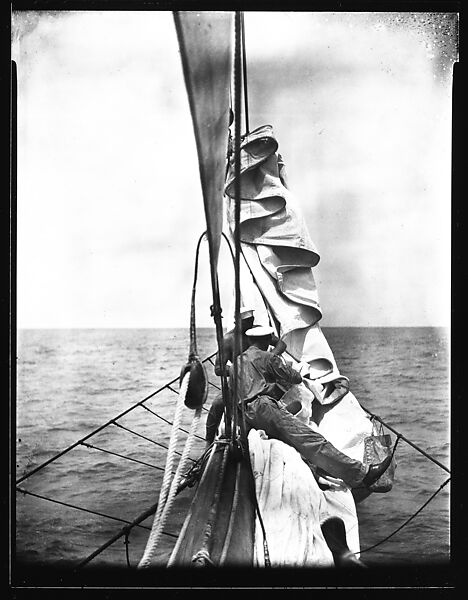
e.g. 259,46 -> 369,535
15,326 -> 450,568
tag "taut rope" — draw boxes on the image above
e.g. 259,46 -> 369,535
138,373 -> 203,568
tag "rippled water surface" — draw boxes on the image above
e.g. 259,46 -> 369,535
15,327 -> 450,569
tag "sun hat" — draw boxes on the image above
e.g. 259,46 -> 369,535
245,325 -> 275,337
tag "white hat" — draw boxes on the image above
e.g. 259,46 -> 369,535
239,307 -> 254,319
245,325 -> 274,337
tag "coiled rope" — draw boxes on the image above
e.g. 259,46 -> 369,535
138,218 -> 216,568
138,372 -> 202,568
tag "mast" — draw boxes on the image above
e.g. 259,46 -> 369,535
231,10 -> 243,445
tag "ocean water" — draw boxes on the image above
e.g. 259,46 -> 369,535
15,327 -> 450,571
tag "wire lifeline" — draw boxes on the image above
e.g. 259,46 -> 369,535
369,415 -> 402,464
358,477 -> 451,555
76,450 -> 211,570
112,421 -> 195,462
16,351 -> 214,569
362,406 -> 450,474
140,403 -> 206,442
347,410 -> 450,557
80,441 -> 172,472
16,486 -> 156,532
15,351 -> 217,486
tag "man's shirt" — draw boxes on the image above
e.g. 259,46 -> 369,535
215,330 -> 284,375
232,346 -> 302,404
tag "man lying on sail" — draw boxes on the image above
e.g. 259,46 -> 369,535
205,307 -> 286,447
235,326 -> 392,490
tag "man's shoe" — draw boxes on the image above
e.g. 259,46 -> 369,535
320,517 -> 367,568
361,455 -> 392,488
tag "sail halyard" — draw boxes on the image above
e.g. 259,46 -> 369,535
231,10 -> 244,445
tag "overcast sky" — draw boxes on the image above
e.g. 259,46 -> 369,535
12,10 -> 457,328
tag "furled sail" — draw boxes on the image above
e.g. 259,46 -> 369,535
224,124 -> 340,382
174,11 -> 234,274
224,124 -> 374,566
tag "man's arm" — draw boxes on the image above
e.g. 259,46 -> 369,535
270,334 -> 287,356
214,336 -> 233,377
268,353 -> 302,385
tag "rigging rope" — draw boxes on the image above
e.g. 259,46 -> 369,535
220,12 -> 271,568
362,406 -> 450,474
75,449 -> 212,570
138,371 -> 190,567
112,421 -> 195,462
141,405 -> 203,567
16,2 -> 450,566
16,486 -> 157,533
231,10 -> 243,447
80,442 -> 171,472
138,373 -> 203,568
140,403 -> 206,442
124,532 -> 131,568
358,477 -> 451,555
241,12 -> 249,135
15,351 -> 217,486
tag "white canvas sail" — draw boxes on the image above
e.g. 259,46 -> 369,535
224,124 -> 341,382
174,11 -> 233,277
224,124 -> 373,566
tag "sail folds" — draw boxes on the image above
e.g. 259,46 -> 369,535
174,11 -> 234,270
224,124 -> 341,381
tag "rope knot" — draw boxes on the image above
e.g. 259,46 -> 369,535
192,548 -> 215,567
210,304 -> 222,319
